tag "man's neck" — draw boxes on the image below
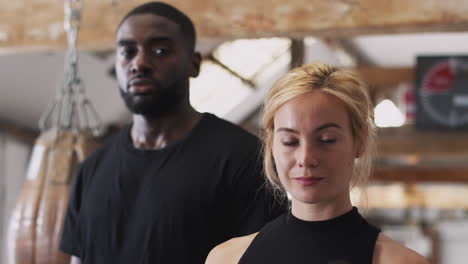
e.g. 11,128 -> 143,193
130,105 -> 202,150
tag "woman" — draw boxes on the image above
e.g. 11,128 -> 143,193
206,63 -> 428,264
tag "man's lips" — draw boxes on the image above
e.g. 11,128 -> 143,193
128,78 -> 157,94
292,176 -> 324,186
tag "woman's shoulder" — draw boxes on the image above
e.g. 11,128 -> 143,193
205,233 -> 258,264
373,233 -> 429,264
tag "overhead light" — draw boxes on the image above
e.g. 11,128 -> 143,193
374,99 -> 406,127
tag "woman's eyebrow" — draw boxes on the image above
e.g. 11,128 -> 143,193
315,123 -> 341,132
275,127 -> 299,134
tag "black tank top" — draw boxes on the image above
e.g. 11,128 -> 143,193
239,207 -> 380,264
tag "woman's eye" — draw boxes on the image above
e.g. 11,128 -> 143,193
281,140 -> 298,146
319,138 -> 336,144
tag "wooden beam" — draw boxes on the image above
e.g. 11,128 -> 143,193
324,37 -> 374,67
1,0 -> 468,53
356,66 -> 414,91
373,125 -> 468,183
377,125 -> 468,156
290,38 -> 305,69
372,167 -> 468,183
339,39 -> 375,66
0,119 -> 38,145
205,54 -> 255,88
361,184 -> 468,209
350,66 -> 413,102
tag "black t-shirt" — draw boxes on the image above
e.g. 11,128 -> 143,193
60,113 -> 286,264
239,207 -> 381,264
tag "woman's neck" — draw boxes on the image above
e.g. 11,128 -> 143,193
290,192 -> 353,222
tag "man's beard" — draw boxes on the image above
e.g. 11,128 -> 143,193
119,79 -> 188,117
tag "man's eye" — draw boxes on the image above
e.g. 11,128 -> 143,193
153,47 -> 168,55
120,47 -> 135,58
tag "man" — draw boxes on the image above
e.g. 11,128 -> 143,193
59,2 -> 285,264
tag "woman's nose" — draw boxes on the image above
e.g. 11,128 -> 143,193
297,144 -> 319,168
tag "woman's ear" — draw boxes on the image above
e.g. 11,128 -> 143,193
272,156 -> 277,172
355,127 -> 367,158
355,141 -> 365,158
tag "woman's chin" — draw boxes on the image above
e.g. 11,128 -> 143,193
289,189 -> 325,205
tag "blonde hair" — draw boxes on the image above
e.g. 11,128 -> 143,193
262,63 -> 376,197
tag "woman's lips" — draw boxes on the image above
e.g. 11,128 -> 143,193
292,176 -> 324,186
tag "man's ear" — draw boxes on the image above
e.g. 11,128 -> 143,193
190,52 -> 201,78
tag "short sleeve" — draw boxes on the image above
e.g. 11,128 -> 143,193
59,163 -> 85,257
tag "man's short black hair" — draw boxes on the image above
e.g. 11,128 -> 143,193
119,2 -> 196,52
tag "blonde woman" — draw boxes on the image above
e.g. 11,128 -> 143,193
206,63 -> 428,264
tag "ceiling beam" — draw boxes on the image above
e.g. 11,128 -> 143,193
372,167 -> 468,183
364,184 -> 468,209
1,0 -> 468,53
205,54 -> 255,88
355,66 -> 413,102
373,125 -> 468,183
377,125 -> 468,156
338,39 -> 375,66
323,37 -> 375,67
356,66 -> 413,90
0,118 -> 38,145
290,38 -> 305,69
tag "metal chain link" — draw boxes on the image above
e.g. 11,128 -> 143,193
39,0 -> 102,136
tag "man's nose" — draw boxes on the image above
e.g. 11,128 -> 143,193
131,50 -> 152,74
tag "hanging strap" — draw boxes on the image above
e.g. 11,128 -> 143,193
39,0 -> 102,136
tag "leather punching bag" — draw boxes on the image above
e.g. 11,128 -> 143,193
7,130 -> 99,264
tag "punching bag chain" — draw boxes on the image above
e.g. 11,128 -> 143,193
39,0 -> 102,136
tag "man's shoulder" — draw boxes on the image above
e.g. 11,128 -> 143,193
80,126 -> 126,167
205,233 -> 258,264
200,114 -> 261,161
202,113 -> 260,145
